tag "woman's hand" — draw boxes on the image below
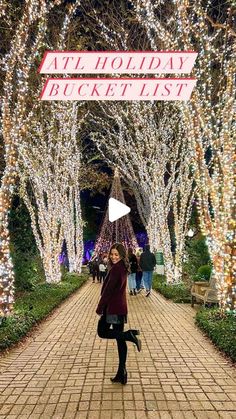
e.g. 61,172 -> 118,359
96,307 -> 103,315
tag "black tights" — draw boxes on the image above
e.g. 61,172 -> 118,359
97,315 -> 127,371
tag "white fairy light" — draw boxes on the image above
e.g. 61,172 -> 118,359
0,0 -> 53,316
0,0 -> 84,314
89,0 -> 235,306
135,0 -> 235,309
19,102 -> 84,283
91,101 -> 194,283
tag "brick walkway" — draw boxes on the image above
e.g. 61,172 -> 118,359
0,279 -> 235,419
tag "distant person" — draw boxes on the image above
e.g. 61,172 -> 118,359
96,243 -> 141,385
127,248 -> 138,295
139,245 -> 156,297
91,256 -> 99,283
99,261 -> 107,283
103,254 -> 108,271
135,249 -> 143,293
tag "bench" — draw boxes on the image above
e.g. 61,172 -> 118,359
191,274 -> 218,307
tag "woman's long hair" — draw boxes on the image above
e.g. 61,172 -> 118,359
108,242 -> 130,272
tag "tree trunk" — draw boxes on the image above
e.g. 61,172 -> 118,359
42,246 -> 61,284
0,144 -> 17,316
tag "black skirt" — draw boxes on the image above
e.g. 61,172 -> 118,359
106,314 -> 127,324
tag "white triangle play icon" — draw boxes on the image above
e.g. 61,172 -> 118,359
108,198 -> 131,222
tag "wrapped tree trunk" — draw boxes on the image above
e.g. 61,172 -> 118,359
0,1 -> 51,316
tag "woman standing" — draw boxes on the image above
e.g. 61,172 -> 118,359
96,243 -> 141,385
127,248 -> 138,295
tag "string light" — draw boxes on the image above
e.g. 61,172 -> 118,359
0,0 -> 52,316
1,0 -> 234,315
91,101 -> 194,283
19,102 -> 84,282
88,0 -> 235,303
0,0 -> 82,314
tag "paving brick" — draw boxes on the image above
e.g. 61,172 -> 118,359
6,404 -> 24,415
0,280 -> 235,418
135,400 -> 145,410
87,411 -> 100,419
171,412 -> 186,419
159,412 -> 172,419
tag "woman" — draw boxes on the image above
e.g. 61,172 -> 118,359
135,248 -> 143,293
127,247 -> 138,295
96,243 -> 141,385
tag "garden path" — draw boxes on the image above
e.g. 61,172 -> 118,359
0,278 -> 235,419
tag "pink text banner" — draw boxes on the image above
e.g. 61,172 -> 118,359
39,51 -> 197,74
40,78 -> 197,101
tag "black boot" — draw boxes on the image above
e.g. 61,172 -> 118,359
129,329 -> 140,336
110,367 -> 127,385
124,330 -> 142,352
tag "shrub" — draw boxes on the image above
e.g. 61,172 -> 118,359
196,309 -> 236,363
12,250 -> 45,291
152,274 -> 191,303
183,234 -> 211,280
9,197 -> 37,254
9,197 -> 46,291
195,265 -> 212,281
0,273 -> 88,351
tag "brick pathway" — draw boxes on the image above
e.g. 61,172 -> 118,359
0,278 -> 235,419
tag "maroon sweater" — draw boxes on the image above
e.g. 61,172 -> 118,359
96,260 -> 128,315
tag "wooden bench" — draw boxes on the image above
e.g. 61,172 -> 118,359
191,274 -> 218,307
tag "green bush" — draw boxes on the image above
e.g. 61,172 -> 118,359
152,274 -> 191,303
196,309 -> 236,362
9,197 -> 46,291
9,197 -> 37,254
12,250 -> 45,291
0,273 -> 88,352
195,265 -> 212,281
184,234 -> 211,280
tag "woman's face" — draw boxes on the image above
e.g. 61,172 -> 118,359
110,249 -> 121,264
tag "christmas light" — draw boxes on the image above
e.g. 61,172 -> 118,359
18,102 -> 84,282
88,0 -> 235,306
0,0 -> 51,316
91,101 -> 194,283
0,0 -> 81,314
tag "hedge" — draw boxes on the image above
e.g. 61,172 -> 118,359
195,308 -> 236,363
152,274 -> 191,303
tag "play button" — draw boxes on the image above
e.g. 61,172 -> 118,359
108,198 -> 131,222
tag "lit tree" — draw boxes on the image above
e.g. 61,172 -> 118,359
130,0 -> 235,308
85,0 -> 235,305
18,102 -> 83,283
0,0 -> 56,315
91,101 -> 195,283
0,0 -> 82,313
94,168 -> 138,255
18,100 -> 110,281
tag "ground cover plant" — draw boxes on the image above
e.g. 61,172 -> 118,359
196,308 -> 236,363
0,272 -> 88,352
152,274 -> 191,303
